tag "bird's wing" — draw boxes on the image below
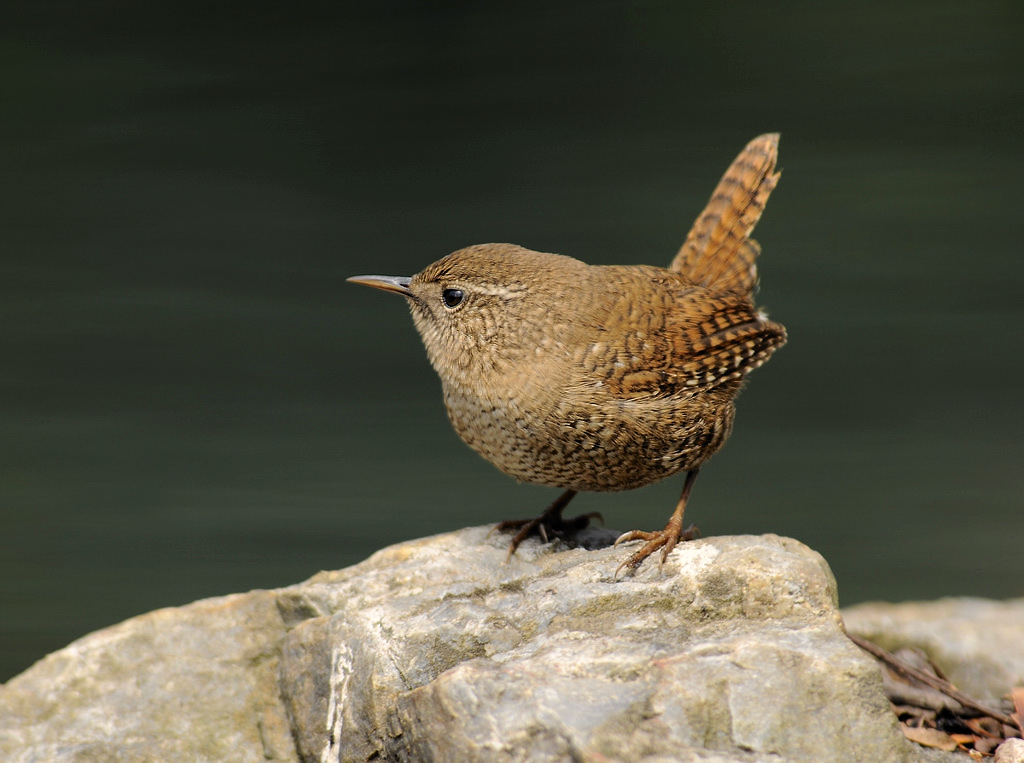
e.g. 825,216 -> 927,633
576,275 -> 786,400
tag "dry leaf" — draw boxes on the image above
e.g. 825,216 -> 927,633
901,724 -> 959,751
892,703 -> 937,722
854,635 -> 1023,754
974,736 -> 1001,755
1012,687 -> 1024,732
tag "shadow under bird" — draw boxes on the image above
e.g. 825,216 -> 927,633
349,134 -> 787,574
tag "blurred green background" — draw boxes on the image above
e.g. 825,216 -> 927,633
2,0 -> 1022,682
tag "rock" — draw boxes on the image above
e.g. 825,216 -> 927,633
276,529 -> 911,762
1,527 -> 919,762
0,590 -> 297,762
842,597 -> 1024,700
996,738 -> 1024,763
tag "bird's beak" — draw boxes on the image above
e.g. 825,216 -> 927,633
347,275 -> 413,296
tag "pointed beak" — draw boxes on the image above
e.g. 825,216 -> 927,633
346,274 -> 413,296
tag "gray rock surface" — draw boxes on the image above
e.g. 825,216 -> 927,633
0,590 -> 297,762
1,528 -> 920,762
842,597 -> 1024,701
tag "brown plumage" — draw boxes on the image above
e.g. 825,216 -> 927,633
349,133 -> 786,573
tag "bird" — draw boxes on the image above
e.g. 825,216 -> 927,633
348,133 -> 786,574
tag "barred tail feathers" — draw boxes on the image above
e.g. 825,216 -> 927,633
670,134 -> 781,296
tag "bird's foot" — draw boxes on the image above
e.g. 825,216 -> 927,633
492,510 -> 602,561
613,522 -> 701,577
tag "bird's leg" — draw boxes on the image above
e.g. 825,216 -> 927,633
491,489 -> 601,561
614,468 -> 702,576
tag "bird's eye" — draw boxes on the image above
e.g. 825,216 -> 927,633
441,288 -> 465,308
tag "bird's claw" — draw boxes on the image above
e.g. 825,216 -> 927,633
613,524 -> 700,578
494,511 -> 603,561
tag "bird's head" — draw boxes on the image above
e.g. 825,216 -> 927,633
348,243 -> 592,382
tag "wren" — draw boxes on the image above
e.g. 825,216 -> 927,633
349,134 -> 786,574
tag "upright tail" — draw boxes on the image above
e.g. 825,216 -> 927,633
669,134 -> 780,296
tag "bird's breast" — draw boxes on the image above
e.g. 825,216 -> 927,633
439,369 -> 731,492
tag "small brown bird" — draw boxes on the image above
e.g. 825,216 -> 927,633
349,134 -> 786,573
